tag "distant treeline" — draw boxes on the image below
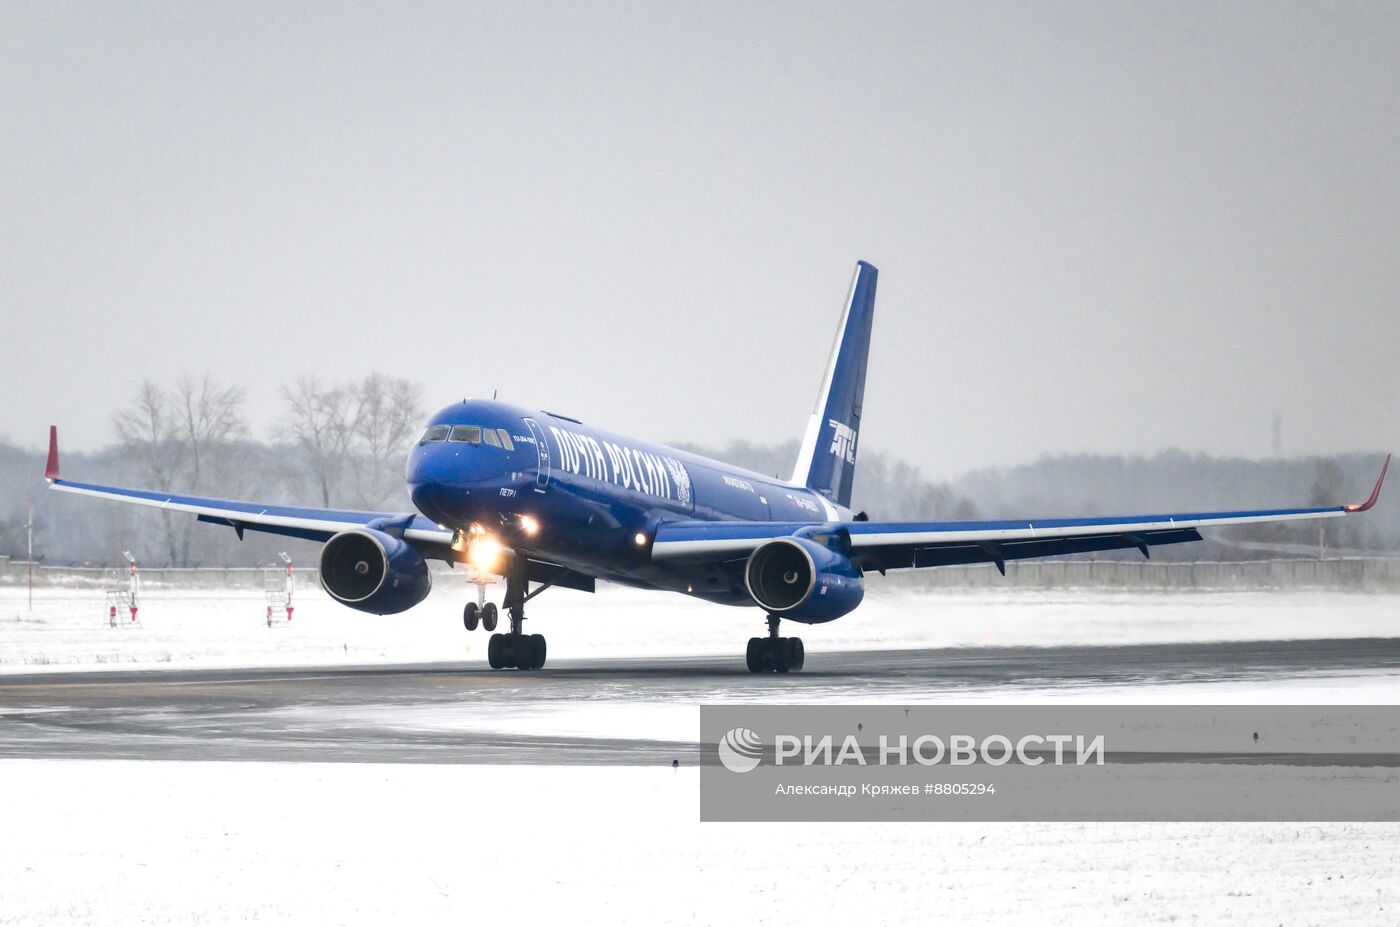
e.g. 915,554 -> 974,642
1,374 -> 422,568
0,376 -> 1392,566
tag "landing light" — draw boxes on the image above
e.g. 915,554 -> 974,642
634,532 -> 648,546
469,534 -> 505,574
519,515 -> 540,537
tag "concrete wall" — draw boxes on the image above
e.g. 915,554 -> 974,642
3,555 -> 1398,592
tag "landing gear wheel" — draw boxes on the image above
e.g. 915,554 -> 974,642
746,637 -> 767,673
463,601 -> 480,631
787,637 -> 805,672
746,634 -> 804,673
481,602 -> 499,632
485,632 -> 549,670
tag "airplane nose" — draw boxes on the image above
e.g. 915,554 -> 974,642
407,442 -> 485,524
405,446 -> 432,492
409,480 -> 446,522
406,446 -> 453,517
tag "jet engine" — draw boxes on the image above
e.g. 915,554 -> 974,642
743,536 -> 863,623
319,528 -> 432,615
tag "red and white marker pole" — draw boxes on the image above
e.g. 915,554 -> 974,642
124,551 -> 139,623
281,552 -> 294,622
26,499 -> 33,612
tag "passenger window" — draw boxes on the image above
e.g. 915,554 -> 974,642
449,425 -> 481,444
420,425 -> 450,444
482,429 -> 501,448
497,429 -> 514,451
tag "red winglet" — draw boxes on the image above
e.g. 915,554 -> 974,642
45,426 -> 59,481
1344,453 -> 1390,513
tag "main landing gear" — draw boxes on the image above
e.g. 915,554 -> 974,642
462,558 -> 548,671
747,615 -> 804,673
488,624 -> 546,672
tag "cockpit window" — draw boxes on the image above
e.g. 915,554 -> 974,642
449,425 -> 482,444
432,423 -> 512,449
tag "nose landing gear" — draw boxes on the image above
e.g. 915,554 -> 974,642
462,601 -> 498,632
746,615 -> 804,673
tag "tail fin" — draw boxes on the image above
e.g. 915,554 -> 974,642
789,261 -> 878,508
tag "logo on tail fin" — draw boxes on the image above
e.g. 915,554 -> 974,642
828,419 -> 857,465
789,261 -> 877,509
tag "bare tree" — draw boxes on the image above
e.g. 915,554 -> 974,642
114,381 -> 187,564
346,373 -> 424,510
177,375 -> 248,493
113,377 -> 247,565
852,452 -> 978,521
279,376 -> 351,508
175,375 -> 247,563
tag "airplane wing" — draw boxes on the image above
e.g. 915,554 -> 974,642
651,455 -> 1390,574
43,427 -> 455,550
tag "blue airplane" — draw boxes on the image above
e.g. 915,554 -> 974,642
45,262 -> 1389,672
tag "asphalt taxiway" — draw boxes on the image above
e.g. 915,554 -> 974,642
1,638 -> 1397,764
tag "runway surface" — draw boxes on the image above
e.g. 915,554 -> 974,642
1,637 -> 1397,764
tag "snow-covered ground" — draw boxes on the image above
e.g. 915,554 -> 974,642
2,582 -> 1398,671
0,760 -> 1395,926
4,585 -> 1397,923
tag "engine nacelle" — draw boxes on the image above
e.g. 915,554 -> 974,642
743,536 -> 864,624
319,528 -> 432,615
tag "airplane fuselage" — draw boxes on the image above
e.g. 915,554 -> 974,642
406,400 -> 847,604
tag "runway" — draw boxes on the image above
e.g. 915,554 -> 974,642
1,637 -> 1397,765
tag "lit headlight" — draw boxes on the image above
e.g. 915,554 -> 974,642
468,534 -> 505,574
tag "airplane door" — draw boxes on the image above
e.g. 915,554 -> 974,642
523,418 -> 551,491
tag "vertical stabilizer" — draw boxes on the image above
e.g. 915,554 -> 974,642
789,261 -> 878,509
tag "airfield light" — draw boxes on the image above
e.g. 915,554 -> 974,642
634,532 -> 648,547
469,534 -> 505,574
519,515 -> 540,537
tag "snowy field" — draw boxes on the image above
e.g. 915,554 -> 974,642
2,581 -> 1399,672
0,760 -> 1396,926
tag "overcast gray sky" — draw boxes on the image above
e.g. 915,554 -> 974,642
3,1 -> 1397,480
